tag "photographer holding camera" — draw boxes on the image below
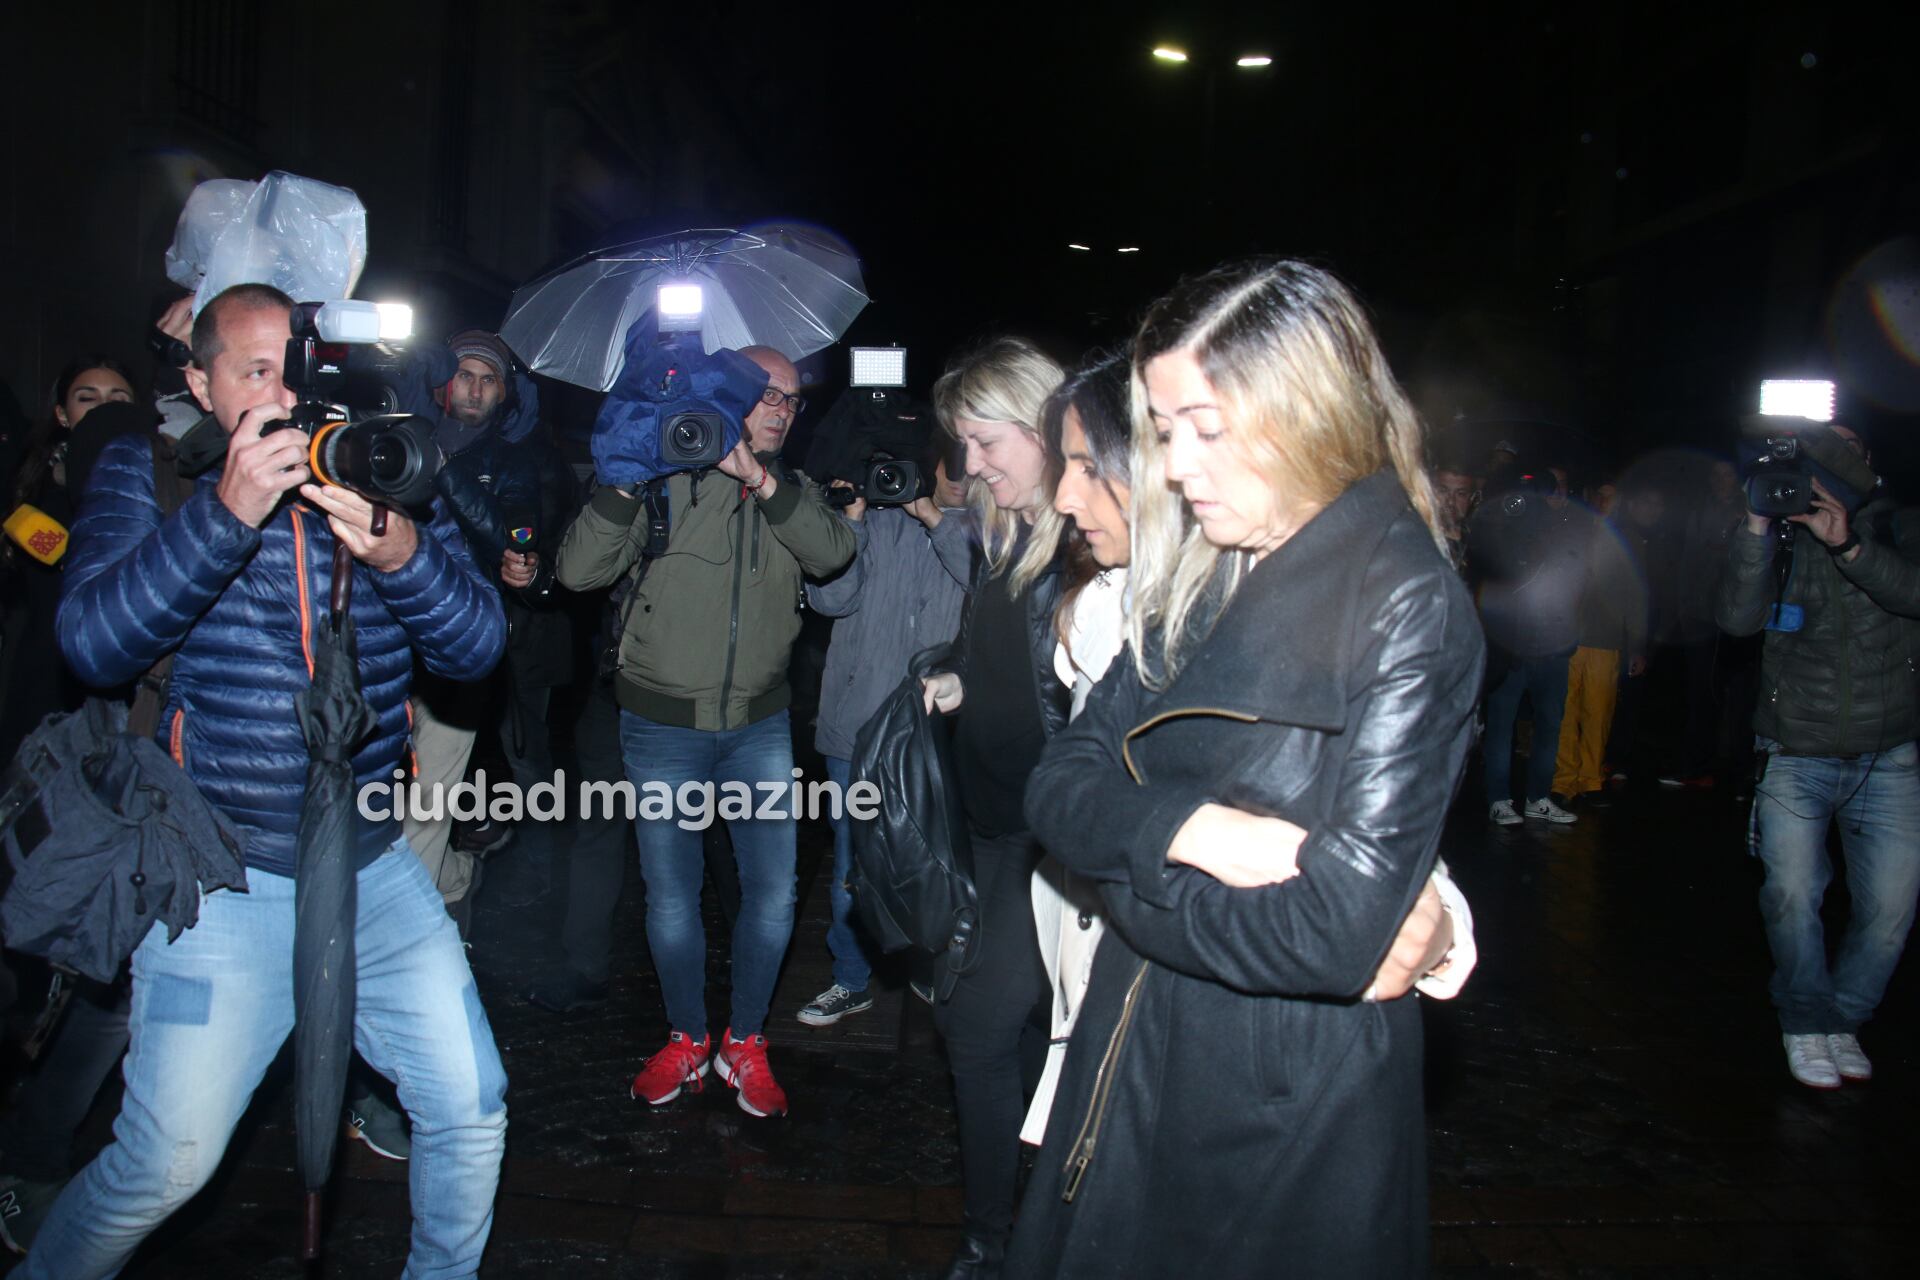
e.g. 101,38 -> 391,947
21,284 -> 509,1279
797,433 -> 973,1026
556,344 -> 853,1118
1718,421 -> 1920,1090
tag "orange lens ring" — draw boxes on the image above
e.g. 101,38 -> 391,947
308,419 -> 346,488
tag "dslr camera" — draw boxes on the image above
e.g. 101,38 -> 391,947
264,301 -> 443,512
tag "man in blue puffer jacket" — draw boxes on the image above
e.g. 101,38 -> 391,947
19,285 -> 509,1280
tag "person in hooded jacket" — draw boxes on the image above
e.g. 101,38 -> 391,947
1007,260 -> 1483,1279
392,329 -> 548,924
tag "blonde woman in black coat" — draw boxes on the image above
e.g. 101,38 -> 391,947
1008,260 -> 1485,1278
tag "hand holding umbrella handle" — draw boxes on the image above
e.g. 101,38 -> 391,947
330,542 -> 353,625
327,505 -> 385,623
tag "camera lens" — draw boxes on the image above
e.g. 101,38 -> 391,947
671,420 -> 709,452
369,436 -> 408,484
871,462 -> 908,499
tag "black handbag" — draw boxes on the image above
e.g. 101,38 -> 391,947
0,435 -> 248,985
847,644 -> 979,1001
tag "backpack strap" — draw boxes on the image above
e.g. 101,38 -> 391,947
127,435 -> 193,741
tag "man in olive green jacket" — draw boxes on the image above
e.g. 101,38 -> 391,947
556,346 -> 853,1117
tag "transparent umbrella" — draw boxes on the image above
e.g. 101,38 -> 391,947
501,224 -> 869,391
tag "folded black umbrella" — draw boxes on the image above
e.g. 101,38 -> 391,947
291,558 -> 378,1259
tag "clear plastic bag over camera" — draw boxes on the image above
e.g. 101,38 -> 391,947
165,171 -> 368,315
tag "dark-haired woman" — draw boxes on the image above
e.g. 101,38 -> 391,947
0,358 -> 137,760
0,357 -> 142,1253
1009,260 -> 1485,1278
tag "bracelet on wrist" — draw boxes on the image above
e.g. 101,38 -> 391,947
1829,531 -> 1861,557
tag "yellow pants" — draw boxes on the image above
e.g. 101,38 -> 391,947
1553,645 -> 1620,798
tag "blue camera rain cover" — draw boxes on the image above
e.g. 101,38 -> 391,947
591,319 -> 769,487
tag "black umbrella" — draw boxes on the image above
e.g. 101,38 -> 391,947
291,540 -> 378,1259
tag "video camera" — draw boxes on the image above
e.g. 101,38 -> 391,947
263,300 -> 443,513
591,286 -> 770,488
1742,381 -> 1877,519
807,348 -> 945,509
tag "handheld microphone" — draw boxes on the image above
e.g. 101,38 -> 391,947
503,505 -> 537,554
4,504 -> 70,565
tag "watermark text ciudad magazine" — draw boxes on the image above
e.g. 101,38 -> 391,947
357,769 -> 882,831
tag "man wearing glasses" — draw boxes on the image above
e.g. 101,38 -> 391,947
556,346 -> 853,1118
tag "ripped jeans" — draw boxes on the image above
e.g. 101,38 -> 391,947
18,843 -> 508,1280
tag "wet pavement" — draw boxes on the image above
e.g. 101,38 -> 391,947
5,776 -> 1918,1277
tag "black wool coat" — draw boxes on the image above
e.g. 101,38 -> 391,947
1009,469 -> 1485,1280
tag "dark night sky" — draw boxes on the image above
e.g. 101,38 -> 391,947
636,0 -> 1915,479
571,2 -> 1583,365
11,1 -> 1910,474
618,3 -> 1589,355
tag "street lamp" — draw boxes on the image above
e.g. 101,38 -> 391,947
1149,43 -> 1272,222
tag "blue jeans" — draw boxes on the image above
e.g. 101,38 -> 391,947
20,843 -> 507,1280
1484,647 -> 1574,806
1751,740 -> 1920,1034
823,756 -> 873,992
618,710 -> 798,1040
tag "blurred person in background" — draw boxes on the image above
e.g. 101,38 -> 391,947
797,434 -> 972,1027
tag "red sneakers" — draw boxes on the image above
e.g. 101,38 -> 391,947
629,1031 -> 710,1105
715,1028 -> 789,1117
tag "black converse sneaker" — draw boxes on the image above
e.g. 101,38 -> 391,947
796,983 -> 875,1027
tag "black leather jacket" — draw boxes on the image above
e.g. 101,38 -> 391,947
436,431 -> 541,583
1011,469 -> 1484,1278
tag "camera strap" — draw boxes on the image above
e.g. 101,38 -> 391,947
598,477 -> 672,683
641,477 -> 671,561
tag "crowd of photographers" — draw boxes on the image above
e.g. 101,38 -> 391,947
0,258 -> 1915,1278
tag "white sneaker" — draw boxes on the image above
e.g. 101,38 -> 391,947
1827,1033 -> 1872,1082
1524,797 -> 1577,824
1783,1033 -> 1841,1089
1488,800 -> 1521,826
